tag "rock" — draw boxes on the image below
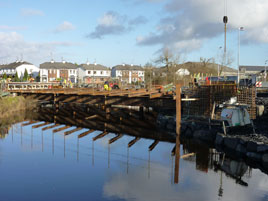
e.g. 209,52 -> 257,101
193,130 -> 214,142
215,134 -> 224,146
262,154 -> 268,169
246,152 -> 262,162
247,141 -> 258,152
166,123 -> 175,131
224,137 -> 239,150
257,144 -> 268,153
236,144 -> 247,155
184,128 -> 193,138
257,105 -> 265,117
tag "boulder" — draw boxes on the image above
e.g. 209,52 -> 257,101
262,154 -> 268,169
224,137 -> 239,150
246,152 -> 262,162
215,134 -> 225,146
193,130 -> 214,142
236,144 -> 247,155
247,141 -> 258,152
257,144 -> 268,153
184,128 -> 193,138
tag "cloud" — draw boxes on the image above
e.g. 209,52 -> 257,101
21,8 -> 44,17
88,11 -> 147,39
0,25 -> 26,31
0,32 -> 76,65
137,0 -> 268,52
54,21 -> 75,33
129,16 -> 148,26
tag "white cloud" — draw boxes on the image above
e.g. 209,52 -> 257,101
0,32 -> 76,65
21,8 -> 44,17
89,11 -> 147,39
54,21 -> 75,33
0,25 -> 26,31
137,0 -> 268,52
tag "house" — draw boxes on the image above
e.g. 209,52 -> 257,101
111,64 -> 144,84
40,60 -> 78,83
0,61 -> 39,78
78,63 -> 111,84
176,68 -> 190,76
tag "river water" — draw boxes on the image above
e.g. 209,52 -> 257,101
0,115 -> 268,201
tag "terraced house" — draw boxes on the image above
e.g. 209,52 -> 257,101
111,64 -> 144,84
78,63 -> 111,84
0,61 -> 39,78
40,60 -> 78,83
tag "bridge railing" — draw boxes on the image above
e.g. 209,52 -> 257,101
7,82 -> 60,91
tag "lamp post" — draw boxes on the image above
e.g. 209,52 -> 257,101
237,27 -> 244,85
265,60 -> 268,81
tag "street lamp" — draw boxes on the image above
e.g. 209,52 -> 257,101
265,60 -> 268,81
237,27 -> 244,85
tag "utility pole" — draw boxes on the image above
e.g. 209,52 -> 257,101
223,0 -> 228,65
237,27 -> 244,84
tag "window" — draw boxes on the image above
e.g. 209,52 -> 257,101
100,71 -> 103,75
94,71 -> 96,74
88,70 -> 91,74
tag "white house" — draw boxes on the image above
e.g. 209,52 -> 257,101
111,64 -> 144,84
176,68 -> 190,76
40,60 -> 78,83
0,61 -> 39,78
78,63 -> 111,84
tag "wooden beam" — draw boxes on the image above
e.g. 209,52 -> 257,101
64,127 -> 83,136
128,137 -> 140,148
78,129 -> 95,138
148,140 -> 159,151
85,114 -> 98,120
109,134 -> 123,144
150,93 -> 163,99
22,121 -> 38,126
42,124 -> 60,131
53,125 -> 71,133
92,131 -> 109,141
32,122 -> 51,128
181,153 -> 195,159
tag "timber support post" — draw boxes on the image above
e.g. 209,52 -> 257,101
174,84 -> 181,184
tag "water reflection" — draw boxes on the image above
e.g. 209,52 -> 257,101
0,107 -> 267,201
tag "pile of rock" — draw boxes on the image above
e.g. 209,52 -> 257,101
215,133 -> 268,171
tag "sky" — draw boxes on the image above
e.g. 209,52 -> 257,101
0,0 -> 267,68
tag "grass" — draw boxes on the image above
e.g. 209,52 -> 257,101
0,96 -> 36,118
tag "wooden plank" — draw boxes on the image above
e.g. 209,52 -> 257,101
128,137 -> 140,148
53,125 -> 71,133
32,122 -> 51,128
150,93 -> 163,99
109,134 -> 123,144
148,140 -> 159,151
181,153 -> 195,159
42,124 -> 60,131
21,121 -> 39,126
78,129 -> 95,138
92,131 -> 109,141
85,114 -> 98,120
64,127 -> 83,136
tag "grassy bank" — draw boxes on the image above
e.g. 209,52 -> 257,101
0,96 -> 36,118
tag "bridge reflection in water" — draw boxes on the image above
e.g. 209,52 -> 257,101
4,106 -> 254,191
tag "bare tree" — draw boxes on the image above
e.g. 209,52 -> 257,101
218,51 -> 235,76
155,48 -> 181,84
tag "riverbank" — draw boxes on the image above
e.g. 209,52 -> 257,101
0,96 -> 36,118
